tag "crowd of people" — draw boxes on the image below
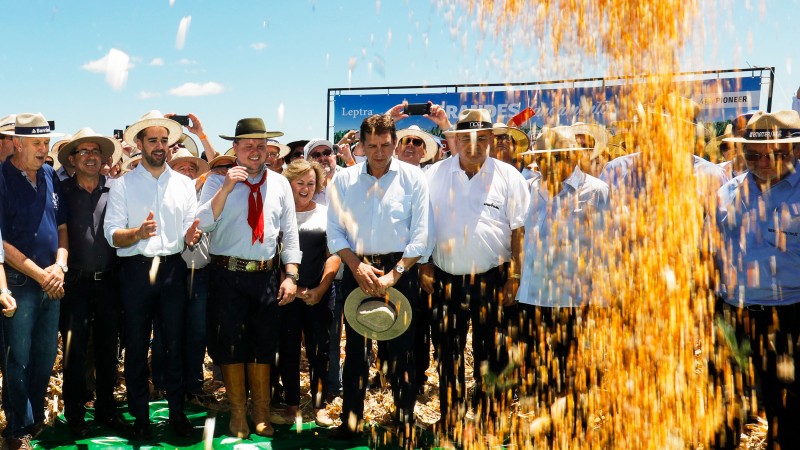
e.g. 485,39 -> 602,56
0,96 -> 797,450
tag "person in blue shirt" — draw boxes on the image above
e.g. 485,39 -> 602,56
0,113 -> 68,450
715,110 -> 800,449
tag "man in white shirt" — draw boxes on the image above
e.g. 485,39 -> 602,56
197,117 -> 301,439
327,114 -> 430,442
421,108 -> 530,436
103,110 -> 201,439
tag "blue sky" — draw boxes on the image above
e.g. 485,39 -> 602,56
0,0 -> 797,152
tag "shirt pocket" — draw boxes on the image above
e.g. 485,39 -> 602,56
388,194 -> 412,221
479,193 -> 506,223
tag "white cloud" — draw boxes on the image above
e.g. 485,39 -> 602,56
169,0 -> 175,6
149,57 -> 165,66
168,82 -> 225,97
251,42 -> 267,51
138,91 -> 160,99
175,16 -> 191,50
81,48 -> 132,90
177,58 -> 196,65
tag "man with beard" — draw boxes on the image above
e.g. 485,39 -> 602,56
103,111 -> 201,439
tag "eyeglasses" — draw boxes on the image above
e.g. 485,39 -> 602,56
309,149 -> 333,159
212,164 -> 234,170
71,149 -> 103,157
743,150 -> 792,162
400,137 -> 424,147
265,152 -> 280,159
494,135 -> 513,143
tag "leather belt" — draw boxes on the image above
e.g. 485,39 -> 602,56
211,255 -> 274,273
70,268 -> 117,281
360,252 -> 403,267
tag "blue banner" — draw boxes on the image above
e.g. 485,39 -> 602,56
330,74 -> 764,140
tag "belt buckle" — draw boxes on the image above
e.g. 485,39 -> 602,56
93,272 -> 102,281
245,261 -> 258,272
227,256 -> 238,272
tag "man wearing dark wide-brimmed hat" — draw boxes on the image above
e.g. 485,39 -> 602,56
326,114 -> 430,443
0,113 -> 67,449
58,128 -> 127,437
715,110 -> 800,449
422,108 -> 529,435
197,117 -> 301,439
103,110 -> 201,439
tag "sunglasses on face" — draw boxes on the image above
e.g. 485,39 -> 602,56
310,149 -> 333,159
400,137 -> 424,147
743,150 -> 792,162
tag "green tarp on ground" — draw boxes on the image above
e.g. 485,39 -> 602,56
31,401 -> 444,449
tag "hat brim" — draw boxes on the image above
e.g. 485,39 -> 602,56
124,118 -> 183,149
722,136 -> 800,144
444,126 -> 500,137
58,135 -> 117,171
1,130 -> 64,138
267,142 -> 291,159
572,123 -> 609,160
169,155 -> 210,175
396,129 -> 438,163
519,146 -> 594,156
219,131 -> 284,141
344,287 -> 412,341
209,154 -> 237,169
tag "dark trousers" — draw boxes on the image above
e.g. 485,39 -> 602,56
278,288 -> 333,408
153,267 -> 208,394
432,264 -> 513,425
414,289 -> 434,387
516,304 -> 581,408
327,280 -> 344,396
120,255 -> 186,422
719,302 -> 800,449
206,264 -> 279,365
341,258 -> 418,426
59,270 -> 121,422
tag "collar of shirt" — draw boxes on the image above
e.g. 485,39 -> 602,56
562,165 -> 586,192
448,154 -> 496,176
359,156 -> 400,177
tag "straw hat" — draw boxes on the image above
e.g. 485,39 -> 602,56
0,113 -> 63,138
493,123 -> 531,154
219,118 -> 283,141
444,109 -> 502,137
0,114 -> 16,133
123,110 -> 183,149
571,123 -> 609,160
49,135 -> 73,171
168,147 -> 209,176
722,110 -> 800,144
267,139 -> 291,159
58,128 -> 119,171
122,153 -> 142,172
208,154 -> 237,169
344,288 -> 413,341
174,133 -> 199,156
396,126 -> 438,163
520,126 -> 593,155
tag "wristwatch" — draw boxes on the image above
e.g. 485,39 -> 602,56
394,264 -> 406,275
285,272 -> 299,283
0,288 -> 11,296
56,262 -> 69,273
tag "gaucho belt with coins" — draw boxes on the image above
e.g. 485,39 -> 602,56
211,255 -> 274,272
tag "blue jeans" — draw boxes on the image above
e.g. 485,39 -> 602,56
1,269 -> 60,438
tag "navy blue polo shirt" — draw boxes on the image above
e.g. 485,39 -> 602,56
0,160 -> 67,269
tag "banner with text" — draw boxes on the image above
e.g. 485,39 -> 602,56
330,74 -> 763,140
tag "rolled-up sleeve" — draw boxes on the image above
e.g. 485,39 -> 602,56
197,174 -> 222,232
103,178 -> 128,248
403,171 -> 430,259
326,173 -> 351,255
278,179 -> 302,265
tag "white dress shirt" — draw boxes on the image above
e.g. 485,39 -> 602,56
327,158 -> 429,258
426,155 -> 530,275
516,166 -> 609,307
197,168 -> 302,264
103,164 -> 198,257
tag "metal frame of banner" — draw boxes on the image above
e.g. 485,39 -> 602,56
326,66 -> 774,139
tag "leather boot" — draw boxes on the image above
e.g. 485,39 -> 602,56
221,364 -> 250,438
247,363 -> 275,437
